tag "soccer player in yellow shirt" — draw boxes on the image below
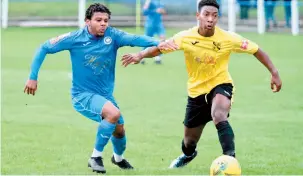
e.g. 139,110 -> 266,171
121,0 -> 282,168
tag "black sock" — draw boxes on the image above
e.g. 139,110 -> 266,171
216,121 -> 235,157
182,139 -> 196,156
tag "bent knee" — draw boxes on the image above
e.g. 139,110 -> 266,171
102,102 -> 121,123
211,109 -> 226,119
106,110 -> 121,123
211,109 -> 228,124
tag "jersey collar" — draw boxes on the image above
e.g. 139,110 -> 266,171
195,26 -> 218,38
85,26 -> 109,40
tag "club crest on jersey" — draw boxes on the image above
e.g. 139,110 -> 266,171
213,42 -> 221,51
241,40 -> 249,50
104,37 -> 112,45
50,32 -> 71,45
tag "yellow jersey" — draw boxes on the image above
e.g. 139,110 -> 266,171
162,26 -> 259,98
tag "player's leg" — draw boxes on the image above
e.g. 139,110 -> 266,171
169,125 -> 205,168
91,101 -> 121,173
169,95 -> 211,168
109,98 -> 134,169
110,124 -> 133,169
265,2 -> 270,30
111,124 -> 126,161
284,4 -> 291,28
154,24 -> 166,64
210,84 -> 235,157
272,2 -> 278,27
72,93 -> 120,173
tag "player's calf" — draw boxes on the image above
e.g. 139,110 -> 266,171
182,139 -> 197,156
112,125 -> 125,138
211,94 -> 235,157
215,121 -> 235,157
111,124 -> 129,168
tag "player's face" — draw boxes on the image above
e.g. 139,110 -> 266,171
196,6 -> 218,36
86,12 -> 109,37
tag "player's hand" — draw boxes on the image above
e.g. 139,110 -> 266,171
24,79 -> 38,96
156,8 -> 166,14
157,39 -> 179,51
271,70 -> 282,92
121,53 -> 142,67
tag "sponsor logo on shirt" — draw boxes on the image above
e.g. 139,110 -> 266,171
84,54 -> 111,75
83,42 -> 91,46
195,53 -> 216,65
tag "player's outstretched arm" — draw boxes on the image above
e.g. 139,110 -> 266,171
115,28 -> 177,50
121,47 -> 160,67
121,40 -> 178,67
24,32 -> 74,96
253,48 -> 282,92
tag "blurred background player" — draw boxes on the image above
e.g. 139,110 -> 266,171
121,0 -> 282,169
265,0 -> 278,31
238,0 -> 250,20
23,3 -> 176,174
141,0 -> 166,64
284,0 -> 291,28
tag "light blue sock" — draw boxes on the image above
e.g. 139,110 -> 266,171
111,135 -> 126,155
95,120 -> 116,152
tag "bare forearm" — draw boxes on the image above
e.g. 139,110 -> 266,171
138,46 -> 162,59
253,48 -> 278,74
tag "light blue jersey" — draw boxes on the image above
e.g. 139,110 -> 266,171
29,26 -> 159,123
30,26 -> 159,97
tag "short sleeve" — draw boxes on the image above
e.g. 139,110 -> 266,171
230,32 -> 259,54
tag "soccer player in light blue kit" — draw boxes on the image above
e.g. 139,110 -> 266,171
141,0 -> 166,64
24,3 -> 177,174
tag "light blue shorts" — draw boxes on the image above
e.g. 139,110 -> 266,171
72,92 -> 124,124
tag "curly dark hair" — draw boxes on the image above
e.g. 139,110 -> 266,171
85,3 -> 111,20
198,0 -> 220,11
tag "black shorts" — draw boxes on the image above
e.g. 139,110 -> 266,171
183,83 -> 233,128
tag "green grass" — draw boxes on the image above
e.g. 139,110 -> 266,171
2,27 -> 303,175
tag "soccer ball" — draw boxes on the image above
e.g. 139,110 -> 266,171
210,155 -> 241,176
